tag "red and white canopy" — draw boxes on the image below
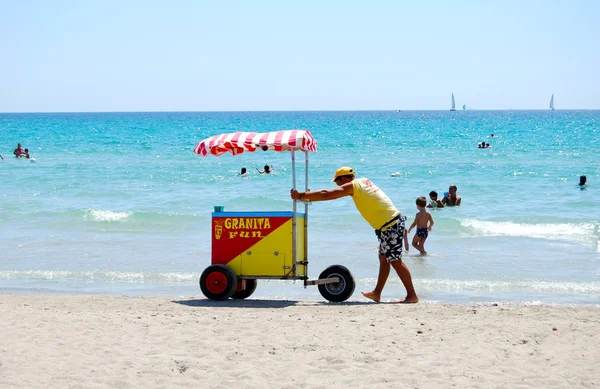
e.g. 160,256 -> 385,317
193,129 -> 317,157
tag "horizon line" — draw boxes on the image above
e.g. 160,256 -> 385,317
1,108 -> 598,114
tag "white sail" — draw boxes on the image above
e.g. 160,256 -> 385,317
549,94 -> 555,110
450,93 -> 456,111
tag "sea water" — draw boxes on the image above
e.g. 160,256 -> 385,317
1,111 -> 599,305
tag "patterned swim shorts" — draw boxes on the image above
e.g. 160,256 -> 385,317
378,216 -> 406,263
416,227 -> 429,239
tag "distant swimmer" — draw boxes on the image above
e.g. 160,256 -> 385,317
578,175 -> 587,187
13,143 -> 24,157
238,167 -> 248,177
427,191 -> 444,208
391,171 -> 401,177
256,164 -> 273,174
23,148 -> 30,159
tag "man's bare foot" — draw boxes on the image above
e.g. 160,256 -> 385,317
361,291 -> 381,302
419,250 -> 427,255
395,296 -> 419,304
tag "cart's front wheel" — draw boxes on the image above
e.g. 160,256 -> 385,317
200,264 -> 238,300
231,279 -> 258,300
318,265 -> 355,302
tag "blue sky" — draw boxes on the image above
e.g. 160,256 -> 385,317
1,0 -> 598,112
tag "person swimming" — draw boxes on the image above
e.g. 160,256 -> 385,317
427,191 -> 444,208
256,164 -> 273,174
578,175 -> 587,187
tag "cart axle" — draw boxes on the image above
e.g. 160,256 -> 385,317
304,277 -> 340,286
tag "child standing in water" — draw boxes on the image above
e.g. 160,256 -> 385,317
408,196 -> 434,255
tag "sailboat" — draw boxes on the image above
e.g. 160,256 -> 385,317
549,94 -> 555,110
462,104 -> 466,111
450,93 -> 456,111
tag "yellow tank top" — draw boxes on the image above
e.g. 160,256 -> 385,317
351,178 -> 400,230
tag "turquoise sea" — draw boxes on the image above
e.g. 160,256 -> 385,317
1,110 -> 599,305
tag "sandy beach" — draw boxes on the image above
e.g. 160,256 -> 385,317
0,294 -> 598,389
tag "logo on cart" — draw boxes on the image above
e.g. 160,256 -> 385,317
214,220 -> 224,240
224,217 -> 271,239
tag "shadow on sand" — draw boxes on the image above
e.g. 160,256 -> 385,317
172,298 -> 373,309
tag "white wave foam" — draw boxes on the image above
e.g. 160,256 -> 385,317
416,278 -> 600,294
459,219 -> 597,240
86,209 -> 132,222
2,271 -> 598,296
348,277 -> 600,294
0,270 -> 197,283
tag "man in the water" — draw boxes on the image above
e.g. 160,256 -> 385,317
442,184 -> 462,206
13,143 -> 24,157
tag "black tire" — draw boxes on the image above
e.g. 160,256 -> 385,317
231,279 -> 258,300
318,265 -> 355,302
199,264 -> 238,300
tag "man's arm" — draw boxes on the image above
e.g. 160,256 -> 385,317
456,197 -> 461,206
290,182 -> 353,202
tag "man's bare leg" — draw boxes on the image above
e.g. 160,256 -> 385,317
391,260 -> 419,303
361,255 -> 390,302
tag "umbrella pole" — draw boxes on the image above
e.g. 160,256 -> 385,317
291,149 -> 297,279
304,150 -> 309,282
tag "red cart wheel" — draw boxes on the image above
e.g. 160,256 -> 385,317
200,265 -> 238,300
231,279 -> 258,300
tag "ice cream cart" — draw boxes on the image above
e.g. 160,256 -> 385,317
193,130 -> 355,302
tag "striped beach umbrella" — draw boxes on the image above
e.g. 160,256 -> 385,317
193,129 -> 318,156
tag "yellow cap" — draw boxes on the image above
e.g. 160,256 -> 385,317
332,166 -> 356,182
